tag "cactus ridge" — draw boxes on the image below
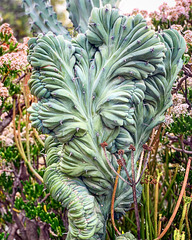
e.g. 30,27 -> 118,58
22,0 -> 71,38
44,163 -> 105,240
27,4 -> 186,240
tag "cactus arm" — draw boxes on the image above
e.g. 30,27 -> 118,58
22,0 -> 71,39
116,232 -> 137,240
44,137 -> 106,240
107,30 -> 185,216
44,164 -> 105,240
85,8 -> 166,132
66,0 -> 120,33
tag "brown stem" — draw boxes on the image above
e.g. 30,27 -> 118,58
26,218 -> 38,240
101,142 -> 130,185
39,193 -> 50,204
172,75 -> 188,93
155,157 -> 191,239
0,100 -> 24,134
111,165 -> 122,236
39,222 -> 50,240
13,99 -> 43,183
168,145 -> 192,155
7,223 -> 18,240
118,153 -> 132,184
130,146 -> 140,240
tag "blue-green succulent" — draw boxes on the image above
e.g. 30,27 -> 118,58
23,1 -> 186,239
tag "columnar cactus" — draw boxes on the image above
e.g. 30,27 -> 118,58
23,1 -> 186,239
22,0 -> 71,38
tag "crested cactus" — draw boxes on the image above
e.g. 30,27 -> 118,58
24,2 -> 186,240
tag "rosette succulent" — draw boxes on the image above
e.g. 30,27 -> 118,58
23,1 -> 186,239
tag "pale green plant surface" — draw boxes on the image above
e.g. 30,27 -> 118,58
22,1 -> 186,239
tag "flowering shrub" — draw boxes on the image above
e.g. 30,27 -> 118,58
0,23 -> 67,240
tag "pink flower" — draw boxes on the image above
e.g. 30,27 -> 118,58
171,24 -> 183,32
0,23 -> 30,71
159,2 -> 170,12
149,11 -> 161,20
161,12 -> 168,22
184,30 -> 192,44
169,11 -> 179,22
0,83 -> 8,98
0,23 -> 17,45
140,10 -> 148,19
131,8 -> 140,15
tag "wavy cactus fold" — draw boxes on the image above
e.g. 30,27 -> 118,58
27,4 -> 186,240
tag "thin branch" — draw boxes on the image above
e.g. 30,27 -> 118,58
135,153 -> 149,185
155,157 -> 191,240
136,145 -> 151,184
118,151 -> 132,184
180,86 -> 191,110
101,142 -> 130,185
111,164 -> 122,236
39,193 -> 50,204
129,145 -> 140,240
0,100 -> 24,134
14,73 -> 26,84
136,150 -> 144,182
168,145 -> 192,155
166,134 -> 192,146
172,75 -> 188,93
33,128 -> 44,147
13,99 -> 43,183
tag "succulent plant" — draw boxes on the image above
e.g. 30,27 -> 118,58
22,0 -> 71,38
23,1 -> 186,239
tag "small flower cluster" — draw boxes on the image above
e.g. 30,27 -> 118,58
165,93 -> 191,125
0,82 -> 9,106
0,23 -> 17,47
150,0 -> 192,23
0,23 -> 30,71
127,8 -> 149,20
183,30 -> 192,44
0,119 -> 46,147
0,82 -> 8,98
170,24 -> 183,32
0,121 -> 14,146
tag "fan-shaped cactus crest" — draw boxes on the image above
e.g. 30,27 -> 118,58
23,1 -> 186,239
